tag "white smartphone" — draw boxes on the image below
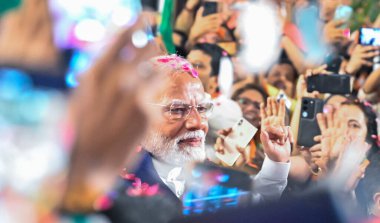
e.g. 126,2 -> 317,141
216,118 -> 258,166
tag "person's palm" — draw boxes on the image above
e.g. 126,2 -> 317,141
260,98 -> 292,163
261,129 -> 291,163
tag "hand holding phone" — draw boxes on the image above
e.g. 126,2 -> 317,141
307,74 -> 351,94
215,118 -> 258,166
202,1 -> 218,16
297,97 -> 324,148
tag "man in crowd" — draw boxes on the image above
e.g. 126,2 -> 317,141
187,43 -> 243,162
104,55 -> 292,223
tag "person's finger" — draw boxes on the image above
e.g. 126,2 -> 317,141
266,98 -> 273,116
314,135 -> 322,143
316,113 -> 327,133
361,45 -> 379,53
205,14 -> 222,21
310,151 -> 322,158
271,97 -> 278,116
314,64 -> 328,75
216,136 -> 225,145
278,99 -> 286,125
332,19 -> 346,28
279,126 -> 287,145
310,144 -> 322,153
236,146 -> 246,155
287,126 -> 294,145
260,102 -> 267,119
260,130 -> 272,151
218,128 -> 232,136
363,50 -> 379,59
266,125 -> 286,139
195,6 -> 204,19
360,59 -> 373,67
326,108 -> 334,129
305,69 -> 312,77
311,91 -> 320,98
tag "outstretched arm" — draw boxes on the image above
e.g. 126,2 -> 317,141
252,98 -> 292,202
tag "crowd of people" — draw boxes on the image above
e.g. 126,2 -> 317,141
0,0 -> 380,222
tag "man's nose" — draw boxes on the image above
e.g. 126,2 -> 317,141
185,108 -> 203,131
245,103 -> 256,111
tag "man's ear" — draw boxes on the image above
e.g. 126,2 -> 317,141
373,192 -> 380,210
207,76 -> 219,94
372,192 -> 380,214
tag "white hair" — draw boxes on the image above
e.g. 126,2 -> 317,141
143,130 -> 206,166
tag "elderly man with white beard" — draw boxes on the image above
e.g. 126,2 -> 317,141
102,55 -> 292,223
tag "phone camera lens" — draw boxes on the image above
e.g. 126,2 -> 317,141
302,111 -> 308,118
303,100 -> 308,104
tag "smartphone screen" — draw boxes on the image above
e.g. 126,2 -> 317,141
202,1 -> 218,16
297,97 -> 324,148
215,118 -> 258,166
359,28 -> 380,46
182,163 -> 251,216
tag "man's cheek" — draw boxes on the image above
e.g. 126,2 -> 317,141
202,120 -> 209,135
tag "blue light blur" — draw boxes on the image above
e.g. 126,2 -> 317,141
191,169 -> 202,178
217,174 -> 230,183
65,51 -> 91,88
182,185 -> 248,215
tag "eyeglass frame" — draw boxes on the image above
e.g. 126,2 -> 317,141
147,100 -> 214,121
236,97 -> 262,110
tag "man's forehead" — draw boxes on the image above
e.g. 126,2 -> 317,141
160,75 -> 206,103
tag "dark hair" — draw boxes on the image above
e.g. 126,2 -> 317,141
191,43 -> 227,77
266,51 -> 298,81
232,84 -> 269,102
356,154 -> 380,216
324,94 -> 355,105
341,99 -> 379,156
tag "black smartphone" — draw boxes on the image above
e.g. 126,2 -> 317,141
307,74 -> 351,94
202,1 -> 218,16
359,27 -> 380,46
324,54 -> 343,73
297,97 -> 324,148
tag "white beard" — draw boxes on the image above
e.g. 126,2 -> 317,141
143,130 -> 206,166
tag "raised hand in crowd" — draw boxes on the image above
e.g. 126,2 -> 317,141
333,138 -> 370,192
215,98 -> 291,167
0,0 -> 60,71
310,107 -> 348,175
344,44 -> 380,75
322,19 -> 348,45
62,17 -> 161,213
360,66 -> 380,99
174,0 -> 200,34
186,7 -> 223,49
291,65 -> 327,154
260,98 -> 292,163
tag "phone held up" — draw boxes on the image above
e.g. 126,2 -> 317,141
202,1 -> 218,16
297,97 -> 324,148
216,118 -> 257,166
359,28 -> 380,46
307,74 -> 351,94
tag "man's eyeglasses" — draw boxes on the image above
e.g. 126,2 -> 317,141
237,98 -> 261,109
148,101 -> 214,120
